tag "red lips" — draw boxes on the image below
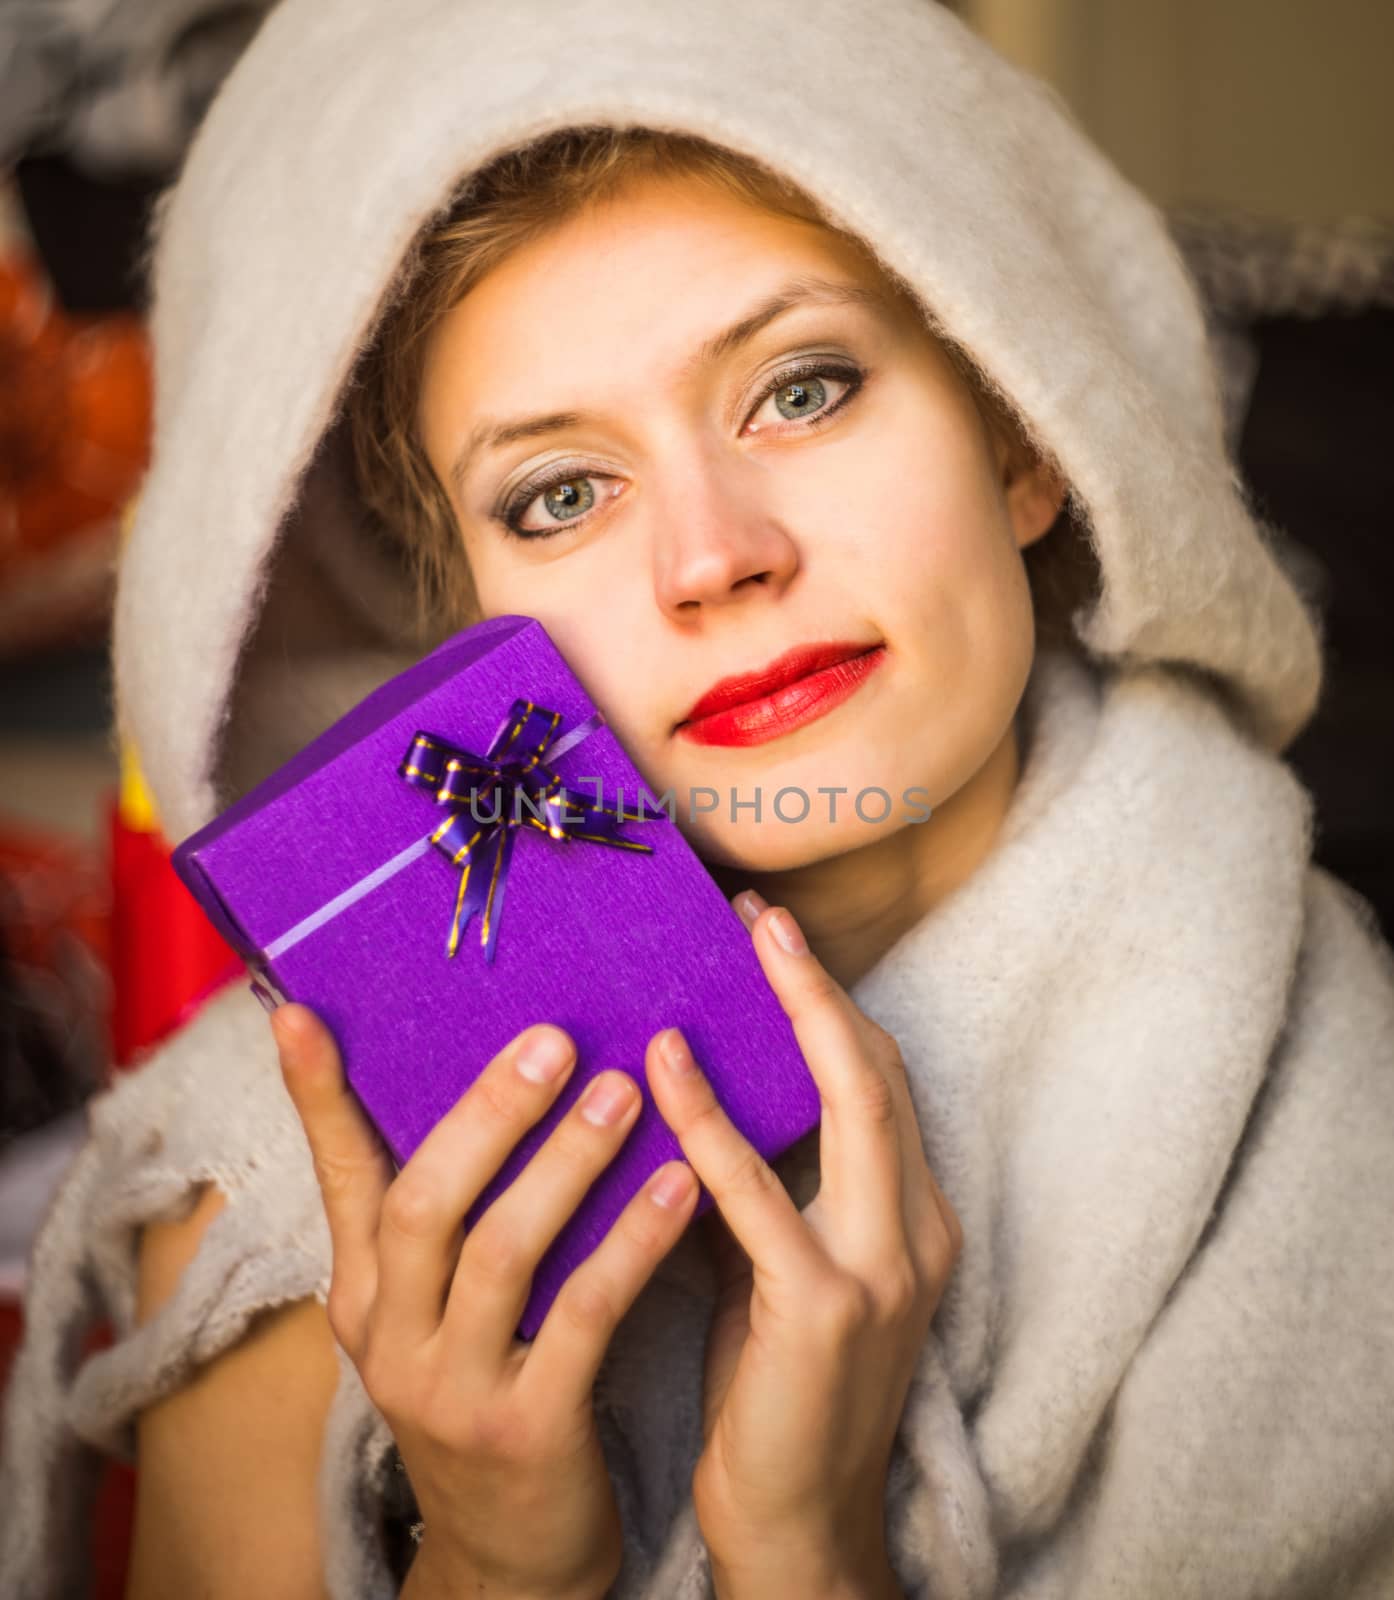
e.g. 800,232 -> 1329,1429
675,640 -> 887,748
678,636 -> 883,726
677,640 -> 879,727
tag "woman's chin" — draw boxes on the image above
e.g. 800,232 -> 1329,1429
689,820 -> 888,876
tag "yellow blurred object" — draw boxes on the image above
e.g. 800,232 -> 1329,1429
115,492 -> 160,835
117,739 -> 158,834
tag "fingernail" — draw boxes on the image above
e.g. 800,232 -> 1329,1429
649,1162 -> 695,1209
580,1074 -> 635,1125
661,1028 -> 699,1077
770,908 -> 808,956
734,888 -> 768,928
271,1005 -> 307,1060
517,1028 -> 571,1083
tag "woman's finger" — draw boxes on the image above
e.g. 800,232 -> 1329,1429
373,1023 -> 578,1356
439,1063 -> 644,1367
518,1154 -> 699,1409
734,891 -> 959,1273
643,1026 -> 825,1303
735,894 -> 910,1265
270,1003 -> 391,1309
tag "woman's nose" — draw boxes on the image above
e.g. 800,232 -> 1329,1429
650,454 -> 800,618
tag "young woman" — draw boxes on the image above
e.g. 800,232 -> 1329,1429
3,2 -> 1392,1598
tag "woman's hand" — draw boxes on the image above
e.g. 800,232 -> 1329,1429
643,889 -> 963,1599
270,1003 -> 700,1600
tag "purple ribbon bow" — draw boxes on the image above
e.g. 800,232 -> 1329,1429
399,698 -> 658,965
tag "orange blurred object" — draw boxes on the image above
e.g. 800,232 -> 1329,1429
0,249 -> 152,652
0,249 -> 228,1599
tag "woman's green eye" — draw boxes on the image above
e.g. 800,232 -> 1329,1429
772,374 -> 828,421
498,359 -> 863,540
541,477 -> 594,522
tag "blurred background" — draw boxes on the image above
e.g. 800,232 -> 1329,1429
0,3 -> 1391,1591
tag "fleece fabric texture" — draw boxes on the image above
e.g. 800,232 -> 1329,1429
5,646 -> 1394,1599
2,0 -> 1393,1595
110,0 -> 1327,845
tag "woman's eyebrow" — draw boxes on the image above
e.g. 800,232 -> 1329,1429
448,274 -> 893,497
675,274 -> 894,378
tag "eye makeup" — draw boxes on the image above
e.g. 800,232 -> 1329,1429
490,354 -> 868,542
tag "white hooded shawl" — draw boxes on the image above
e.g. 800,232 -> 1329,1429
4,1 -> 1394,1596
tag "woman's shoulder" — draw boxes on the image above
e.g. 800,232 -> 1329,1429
0,979 -> 356,1597
1291,863 -> 1394,1050
87,976 -> 321,1204
1251,861 -> 1394,1165
1019,862 -> 1394,1595
1191,860 -> 1394,1282
16,977 -> 331,1451
126,1209 -> 344,1600
1150,857 -> 1394,1403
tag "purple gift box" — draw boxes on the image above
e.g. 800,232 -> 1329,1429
172,613 -> 819,1340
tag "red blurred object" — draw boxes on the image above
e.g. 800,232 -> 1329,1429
0,813 -> 130,1594
108,793 -> 244,1072
0,815 -> 110,1135
0,237 -> 234,1600
0,1305 -> 136,1599
0,816 -> 109,973
0,798 -> 239,1596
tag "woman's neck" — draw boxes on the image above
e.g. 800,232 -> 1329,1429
707,706 -> 1026,992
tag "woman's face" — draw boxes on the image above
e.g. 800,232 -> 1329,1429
417,172 -> 1063,873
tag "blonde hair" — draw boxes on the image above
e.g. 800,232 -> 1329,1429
344,124 -> 1098,645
